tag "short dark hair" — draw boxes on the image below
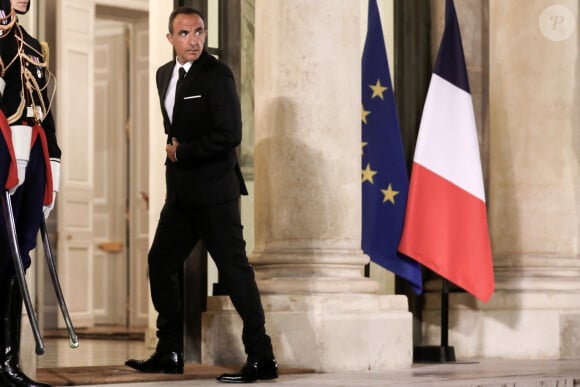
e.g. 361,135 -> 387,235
168,7 -> 206,34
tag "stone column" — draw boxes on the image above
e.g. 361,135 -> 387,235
421,0 -> 580,360
251,0 -> 378,296
202,0 -> 412,372
146,0 -> 174,349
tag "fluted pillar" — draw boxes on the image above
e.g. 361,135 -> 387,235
202,0 -> 412,372
251,0 -> 377,296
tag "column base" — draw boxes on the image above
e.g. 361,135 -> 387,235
202,294 -> 412,372
421,290 -> 580,359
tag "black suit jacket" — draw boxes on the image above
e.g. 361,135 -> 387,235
156,51 -> 248,207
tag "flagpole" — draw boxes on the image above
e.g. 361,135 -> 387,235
440,279 -> 452,351
413,277 -> 456,363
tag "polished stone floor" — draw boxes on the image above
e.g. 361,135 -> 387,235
37,337 -> 580,386
38,337 -> 151,369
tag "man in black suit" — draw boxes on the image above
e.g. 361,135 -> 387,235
125,7 -> 277,383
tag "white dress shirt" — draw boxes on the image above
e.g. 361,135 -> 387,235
164,60 -> 192,124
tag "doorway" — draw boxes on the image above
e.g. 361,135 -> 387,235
43,4 -> 149,331
91,8 -> 150,329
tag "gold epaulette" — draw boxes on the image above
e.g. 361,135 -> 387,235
40,41 -> 50,67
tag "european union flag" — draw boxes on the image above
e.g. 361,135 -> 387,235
362,0 -> 422,293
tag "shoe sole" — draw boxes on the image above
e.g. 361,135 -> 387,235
126,366 -> 183,374
216,374 -> 278,383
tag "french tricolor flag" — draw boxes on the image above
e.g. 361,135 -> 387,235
398,0 -> 494,302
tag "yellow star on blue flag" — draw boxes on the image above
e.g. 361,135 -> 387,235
362,0 -> 422,293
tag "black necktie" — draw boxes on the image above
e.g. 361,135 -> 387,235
176,67 -> 186,94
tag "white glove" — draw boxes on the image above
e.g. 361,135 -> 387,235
43,158 -> 60,219
9,125 -> 32,194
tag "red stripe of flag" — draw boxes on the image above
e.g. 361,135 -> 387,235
399,163 -> 493,302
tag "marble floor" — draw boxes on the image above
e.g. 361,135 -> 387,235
38,337 -> 151,369
36,337 -> 580,387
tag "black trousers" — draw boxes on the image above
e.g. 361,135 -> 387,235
148,198 -> 272,361
0,139 -> 45,278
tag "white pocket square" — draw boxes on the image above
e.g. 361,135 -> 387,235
184,95 -> 202,100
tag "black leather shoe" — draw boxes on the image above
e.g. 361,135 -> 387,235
125,351 -> 183,374
217,358 -> 278,383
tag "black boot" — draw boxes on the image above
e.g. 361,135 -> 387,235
0,278 -> 51,387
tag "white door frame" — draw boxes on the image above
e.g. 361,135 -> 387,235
56,0 -> 149,328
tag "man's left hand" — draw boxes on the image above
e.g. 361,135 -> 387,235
166,137 -> 179,162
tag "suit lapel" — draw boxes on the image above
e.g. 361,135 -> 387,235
158,63 -> 173,126
177,57 -> 203,98
159,64 -> 172,102
167,53 -> 210,118
181,51 -> 213,90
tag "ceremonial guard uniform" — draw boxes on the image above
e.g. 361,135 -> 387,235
0,1 -> 59,386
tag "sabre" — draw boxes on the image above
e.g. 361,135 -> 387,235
1,191 -> 45,355
39,217 -> 79,348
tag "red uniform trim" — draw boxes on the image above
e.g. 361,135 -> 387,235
31,124 -> 53,205
0,112 -> 18,191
